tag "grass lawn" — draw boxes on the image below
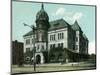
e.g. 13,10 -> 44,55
11,62 -> 96,74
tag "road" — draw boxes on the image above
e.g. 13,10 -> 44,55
11,62 -> 96,74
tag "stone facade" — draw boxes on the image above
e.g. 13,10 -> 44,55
23,3 -> 89,64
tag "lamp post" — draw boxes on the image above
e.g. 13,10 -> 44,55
24,23 -> 36,72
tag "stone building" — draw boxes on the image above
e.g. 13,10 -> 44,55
23,3 -> 89,64
12,40 -> 24,65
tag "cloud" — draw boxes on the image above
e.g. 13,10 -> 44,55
55,7 -> 66,16
52,7 -> 66,16
63,12 -> 83,24
73,12 -> 83,21
88,41 -> 95,54
52,8 -> 83,24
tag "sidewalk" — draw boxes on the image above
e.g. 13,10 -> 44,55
23,62 -> 95,67
12,62 -> 96,74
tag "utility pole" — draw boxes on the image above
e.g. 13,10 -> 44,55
24,23 -> 36,72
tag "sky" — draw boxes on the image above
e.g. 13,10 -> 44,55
12,1 -> 96,54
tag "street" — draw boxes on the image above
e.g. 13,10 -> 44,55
11,62 -> 96,74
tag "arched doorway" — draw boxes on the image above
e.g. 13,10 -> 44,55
36,55 -> 41,64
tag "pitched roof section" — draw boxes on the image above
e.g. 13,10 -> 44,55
71,20 -> 81,31
83,34 -> 88,40
72,21 -> 88,40
49,19 -> 70,31
23,31 -> 33,37
23,19 -> 70,37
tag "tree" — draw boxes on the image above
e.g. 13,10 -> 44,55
89,54 -> 96,64
49,47 -> 64,63
24,50 -> 33,64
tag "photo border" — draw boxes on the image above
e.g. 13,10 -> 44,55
11,0 -> 97,75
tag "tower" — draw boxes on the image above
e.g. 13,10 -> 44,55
35,3 -> 50,63
35,3 -> 49,42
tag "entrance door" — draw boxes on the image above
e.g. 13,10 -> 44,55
36,55 -> 41,64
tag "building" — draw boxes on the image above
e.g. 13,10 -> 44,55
23,3 -> 89,64
12,40 -> 24,65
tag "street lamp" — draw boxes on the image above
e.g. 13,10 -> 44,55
24,23 -> 36,72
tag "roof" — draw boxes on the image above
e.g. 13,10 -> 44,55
49,19 -> 70,31
83,34 -> 88,40
36,3 -> 49,21
12,40 -> 24,45
71,20 -> 81,31
23,31 -> 33,37
23,19 -> 70,37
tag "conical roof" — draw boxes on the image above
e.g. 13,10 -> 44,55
36,3 -> 49,21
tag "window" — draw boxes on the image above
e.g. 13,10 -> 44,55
50,34 -> 56,41
53,44 -> 55,48
58,33 -> 60,40
52,35 -> 53,41
54,34 -> 55,40
58,43 -> 60,47
58,33 -> 64,40
50,35 -> 51,41
61,43 -> 63,48
72,44 -> 74,50
37,45 -> 39,49
50,35 -> 52,41
51,35 -> 52,41
42,45 -> 44,49
26,48 -> 30,52
26,39 -> 30,45
75,45 -> 78,50
62,33 -> 64,39
32,39 -> 34,44
76,37 -> 78,42
53,34 -> 56,41
60,33 -> 62,39
50,44 -> 53,49
50,44 -> 55,49
58,43 -> 63,48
